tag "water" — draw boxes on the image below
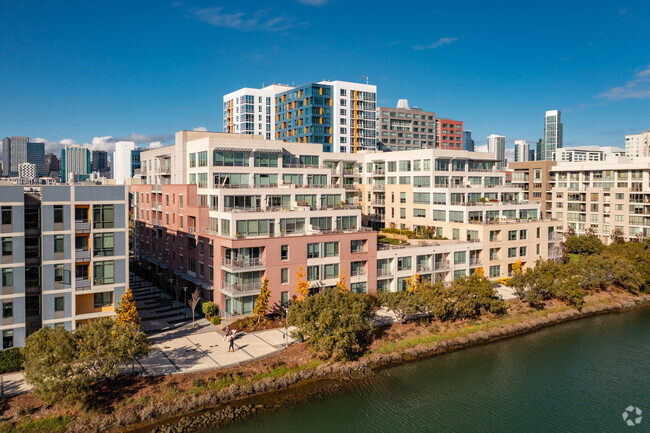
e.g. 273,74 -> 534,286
215,307 -> 650,433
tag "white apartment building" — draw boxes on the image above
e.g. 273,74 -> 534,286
543,110 -> 563,160
223,84 -> 293,140
555,145 -> 625,162
549,155 -> 650,242
487,134 -> 506,169
514,140 -> 530,162
625,129 -> 650,158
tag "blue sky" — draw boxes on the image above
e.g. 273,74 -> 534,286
1,0 -> 649,155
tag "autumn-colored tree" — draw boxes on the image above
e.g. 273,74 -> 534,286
189,288 -> 201,326
254,277 -> 270,322
115,288 -> 141,329
512,259 -> 524,277
406,272 -> 420,293
335,272 -> 349,293
474,267 -> 485,277
295,267 -> 310,301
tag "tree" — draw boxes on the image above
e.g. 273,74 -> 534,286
75,318 -> 149,382
23,326 -> 87,405
511,260 -> 524,277
565,234 -> 604,255
295,267 -> 310,301
189,288 -> 201,325
254,277 -> 270,322
406,272 -> 420,293
510,259 -> 585,309
379,290 -> 422,323
474,267 -> 485,277
288,290 -> 374,360
201,301 -> 218,318
610,227 -> 625,244
335,272 -> 349,293
423,275 -> 507,321
115,288 -> 141,329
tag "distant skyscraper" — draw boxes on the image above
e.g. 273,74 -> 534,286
535,139 -> 544,161
45,153 -> 60,176
2,137 -> 10,177
113,141 -> 142,183
463,130 -> 475,152
61,145 -> 91,182
26,141 -> 45,177
529,148 -> 536,161
8,136 -> 28,175
487,134 -> 506,169
542,110 -> 563,160
514,139 -> 530,162
91,150 -> 109,172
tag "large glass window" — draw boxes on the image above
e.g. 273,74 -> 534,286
93,205 -> 114,229
93,233 -> 114,256
324,242 -> 339,257
93,292 -> 112,308
1,207 -> 11,225
213,151 -> 249,166
54,205 -> 64,223
307,243 -> 320,258
280,218 -> 305,234
254,153 -> 278,167
324,264 -> 339,279
54,235 -> 64,253
2,269 -> 12,287
93,261 -> 115,285
2,238 -> 12,256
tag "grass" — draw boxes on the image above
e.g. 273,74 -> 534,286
163,386 -> 181,399
0,415 -> 75,433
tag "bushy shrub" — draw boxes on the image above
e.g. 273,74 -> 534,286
201,301 -> 218,318
565,235 -> 605,255
211,315 -> 222,326
0,347 -> 24,374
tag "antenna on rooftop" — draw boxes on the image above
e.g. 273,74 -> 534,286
358,75 -> 368,84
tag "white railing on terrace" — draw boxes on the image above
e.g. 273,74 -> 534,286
416,264 -> 432,272
434,261 -> 451,271
221,257 -> 265,268
377,268 -> 393,277
221,281 -> 263,293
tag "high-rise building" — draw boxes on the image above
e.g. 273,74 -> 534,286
463,131 -> 475,152
112,141 -> 142,184
487,134 -> 506,168
435,118 -> 463,150
0,184 -> 129,349
61,145 -> 91,182
625,129 -> 650,158
223,84 -> 293,140
8,136 -> 28,175
377,100 -> 437,151
529,148 -> 536,161
44,153 -> 60,177
91,150 -> 109,172
2,137 -> 11,177
514,140 -> 530,162
26,141 -> 45,177
542,110 -> 563,160
535,139 -> 544,161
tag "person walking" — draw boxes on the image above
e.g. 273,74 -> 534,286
224,325 -> 230,341
228,333 -> 235,352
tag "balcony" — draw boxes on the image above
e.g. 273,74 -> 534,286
221,257 -> 265,270
75,278 -> 91,290
343,169 -> 357,176
341,184 -> 358,190
75,249 -> 91,261
433,261 -> 451,271
351,269 -> 366,277
377,268 -> 393,278
372,200 -> 386,206
372,184 -> 385,191
156,165 -> 171,175
372,169 -> 386,176
75,220 -> 90,232
469,259 -> 482,267
371,214 -> 385,221
416,264 -> 432,272
220,281 -> 263,297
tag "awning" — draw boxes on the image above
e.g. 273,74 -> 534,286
253,148 -> 282,153
173,269 -> 205,287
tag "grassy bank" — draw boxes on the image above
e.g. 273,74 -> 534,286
1,289 -> 647,433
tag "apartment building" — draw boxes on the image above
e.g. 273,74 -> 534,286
377,100 -> 437,151
61,144 -> 91,182
541,110 -> 563,161
274,80 -> 377,153
509,161 -> 557,219
356,148 -> 561,277
549,156 -> 650,242
0,184 -> 129,349
223,84 -> 293,140
625,129 -> 650,158
435,118 -> 464,150
514,140 -> 530,162
555,145 -> 625,162
487,134 -> 506,169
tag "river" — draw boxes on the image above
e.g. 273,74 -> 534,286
212,307 -> 649,432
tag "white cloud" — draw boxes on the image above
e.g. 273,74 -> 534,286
597,65 -> 650,100
193,126 -> 208,131
413,37 -> 458,51
504,148 -> 515,161
475,144 -> 488,153
192,7 -> 298,32
149,141 -> 163,149
295,0 -> 328,6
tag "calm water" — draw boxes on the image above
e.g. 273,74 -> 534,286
215,307 -> 650,433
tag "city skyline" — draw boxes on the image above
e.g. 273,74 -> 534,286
1,0 -> 649,155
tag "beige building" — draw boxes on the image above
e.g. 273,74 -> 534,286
509,160 -> 557,219
549,155 -> 650,242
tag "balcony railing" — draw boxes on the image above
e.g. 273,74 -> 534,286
75,250 -> 91,261
377,268 -> 393,278
221,257 -> 265,269
351,269 -> 366,277
372,200 -> 386,206
372,169 -> 386,176
75,221 -> 90,232
416,264 -> 432,272
221,281 -> 263,296
372,184 -> 385,191
434,261 -> 451,271
469,259 -> 482,267
75,278 -> 91,290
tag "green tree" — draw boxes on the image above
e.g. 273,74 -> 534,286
75,317 -> 150,382
115,288 -> 141,328
379,290 -> 423,323
201,300 -> 218,318
254,277 -> 270,322
565,234 -> 605,255
288,290 -> 373,360
23,326 -> 87,404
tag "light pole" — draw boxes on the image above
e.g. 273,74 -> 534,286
168,278 -> 173,303
284,306 -> 289,349
183,286 -> 188,320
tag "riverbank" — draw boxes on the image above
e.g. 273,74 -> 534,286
1,289 -> 647,433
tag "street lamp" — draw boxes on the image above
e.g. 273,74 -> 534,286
183,286 -> 188,320
284,306 -> 289,349
168,278 -> 173,302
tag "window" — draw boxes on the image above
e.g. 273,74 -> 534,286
281,245 -> 289,260
93,292 -> 112,308
1,207 -> 11,225
489,265 -> 501,278
454,251 -> 466,265
54,205 -> 64,223
54,235 -> 64,253
93,261 -> 115,285
351,240 -> 366,253
324,264 -> 339,279
307,265 -> 319,281
414,193 -> 430,204
93,205 -> 114,229
198,151 -> 208,167
2,302 -> 12,318
280,218 -> 305,234
508,230 -> 517,241
413,209 -> 426,218
519,246 -> 527,257
397,257 -> 411,271
2,268 -> 12,287
324,242 -> 339,257
280,268 -> 289,284
55,296 -> 64,312
351,282 -> 367,294
93,233 -> 114,256
400,208 -> 406,219
351,261 -> 366,276
281,291 -> 289,307
307,243 -> 320,258
508,247 -> 517,258
519,230 -> 527,240
2,330 -> 13,348
2,238 -> 12,256
454,270 -> 467,280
